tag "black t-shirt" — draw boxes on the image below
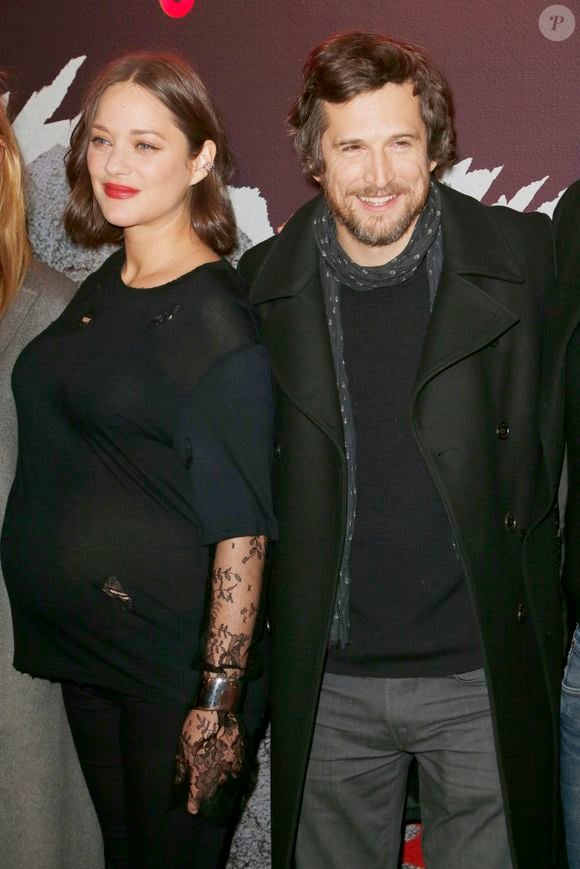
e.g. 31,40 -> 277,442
326,263 -> 482,677
1,252 -> 277,702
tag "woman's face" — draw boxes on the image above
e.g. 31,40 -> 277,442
87,82 -> 202,234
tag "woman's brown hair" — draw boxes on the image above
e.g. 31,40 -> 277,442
288,31 -> 456,177
0,84 -> 32,317
64,52 -> 236,255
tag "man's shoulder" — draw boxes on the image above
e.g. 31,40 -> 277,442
238,195 -> 322,287
238,236 -> 278,285
439,182 -> 553,271
441,182 -> 550,234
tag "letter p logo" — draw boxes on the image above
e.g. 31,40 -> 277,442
539,5 -> 576,40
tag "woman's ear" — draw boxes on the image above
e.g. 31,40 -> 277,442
190,139 -> 217,186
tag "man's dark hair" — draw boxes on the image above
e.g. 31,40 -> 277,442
287,31 -> 456,176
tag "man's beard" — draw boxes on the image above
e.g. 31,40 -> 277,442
322,180 -> 430,249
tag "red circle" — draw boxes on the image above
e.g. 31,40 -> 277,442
159,0 -> 196,18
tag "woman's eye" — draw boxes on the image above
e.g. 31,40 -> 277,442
136,142 -> 158,151
90,136 -> 111,147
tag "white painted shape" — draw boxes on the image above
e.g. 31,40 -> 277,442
534,188 -> 566,217
493,176 -> 549,210
13,56 -> 86,165
441,158 -> 504,201
228,185 -> 273,245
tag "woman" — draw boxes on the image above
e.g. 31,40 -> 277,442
0,78 -> 102,869
554,180 -> 580,868
1,53 -> 276,869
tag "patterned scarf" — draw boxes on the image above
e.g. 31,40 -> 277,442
313,181 -> 444,647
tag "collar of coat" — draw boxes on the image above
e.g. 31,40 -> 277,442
246,181 -> 537,452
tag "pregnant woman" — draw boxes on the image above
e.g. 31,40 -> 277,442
1,53 -> 276,869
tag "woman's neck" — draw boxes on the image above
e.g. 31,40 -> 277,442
121,216 -> 219,289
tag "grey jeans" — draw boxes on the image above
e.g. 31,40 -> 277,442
295,669 -> 512,869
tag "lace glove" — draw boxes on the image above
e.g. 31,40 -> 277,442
174,671 -> 251,823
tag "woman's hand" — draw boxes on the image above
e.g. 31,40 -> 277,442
175,707 -> 244,814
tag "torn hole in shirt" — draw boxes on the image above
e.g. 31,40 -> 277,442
101,576 -> 132,610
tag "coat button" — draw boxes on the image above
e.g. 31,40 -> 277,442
504,512 -> 517,531
496,421 -> 510,440
516,603 -> 526,623
274,441 -> 281,460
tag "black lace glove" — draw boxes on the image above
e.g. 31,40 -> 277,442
174,707 -> 250,823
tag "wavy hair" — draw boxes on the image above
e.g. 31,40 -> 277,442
0,83 -> 31,317
64,52 -> 236,255
288,31 -> 456,176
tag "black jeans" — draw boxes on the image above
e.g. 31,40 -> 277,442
62,676 -> 267,869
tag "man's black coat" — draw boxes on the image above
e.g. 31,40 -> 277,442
240,182 -> 567,869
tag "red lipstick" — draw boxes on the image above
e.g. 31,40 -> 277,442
103,183 -> 140,199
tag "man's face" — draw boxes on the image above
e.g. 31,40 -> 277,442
317,81 -> 437,266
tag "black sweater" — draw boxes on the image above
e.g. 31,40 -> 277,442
326,263 -> 482,677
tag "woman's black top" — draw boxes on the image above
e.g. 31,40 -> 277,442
1,252 -> 277,703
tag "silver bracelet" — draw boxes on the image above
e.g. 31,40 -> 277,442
195,671 -> 242,712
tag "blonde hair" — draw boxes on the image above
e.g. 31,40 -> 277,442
0,87 -> 31,317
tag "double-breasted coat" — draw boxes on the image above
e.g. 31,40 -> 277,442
240,182 -> 567,869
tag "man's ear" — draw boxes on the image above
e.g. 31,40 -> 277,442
190,139 -> 217,186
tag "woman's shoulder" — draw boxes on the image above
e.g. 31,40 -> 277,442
177,259 -> 258,343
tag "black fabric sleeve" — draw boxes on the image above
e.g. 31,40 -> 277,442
175,344 -> 278,545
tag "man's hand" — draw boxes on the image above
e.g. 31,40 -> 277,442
175,707 -> 244,814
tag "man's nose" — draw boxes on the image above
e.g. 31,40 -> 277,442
364,149 -> 395,189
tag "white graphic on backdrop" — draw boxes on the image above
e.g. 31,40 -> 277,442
13,57 -> 85,165
4,55 -> 567,277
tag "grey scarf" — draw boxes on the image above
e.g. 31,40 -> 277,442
313,181 -> 444,647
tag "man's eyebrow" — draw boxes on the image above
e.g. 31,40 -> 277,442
333,131 -> 421,146
333,137 -> 365,147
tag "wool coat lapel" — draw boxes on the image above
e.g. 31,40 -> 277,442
251,197 -> 344,451
414,184 -> 521,397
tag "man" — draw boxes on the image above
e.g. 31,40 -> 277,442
240,32 -> 566,869
550,181 -> 580,866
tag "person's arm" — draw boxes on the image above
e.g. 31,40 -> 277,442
175,534 -> 266,814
